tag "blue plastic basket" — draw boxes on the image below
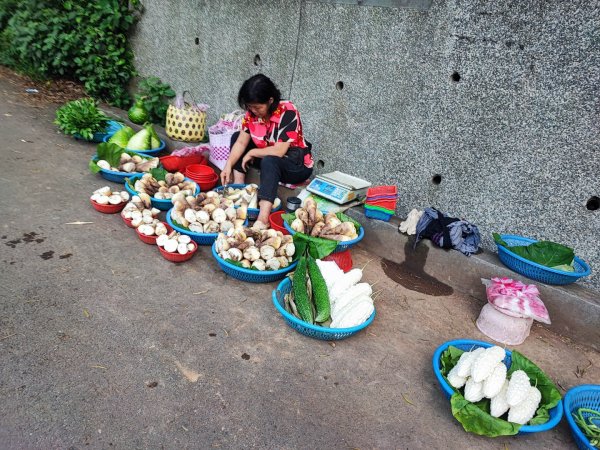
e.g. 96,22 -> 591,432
213,184 -> 281,220
432,339 -> 564,435
283,220 -> 364,253
211,243 -> 297,283
495,234 -> 591,285
166,208 -> 248,245
124,174 -> 199,211
91,154 -> 159,184
103,134 -> 166,155
75,120 -> 124,142
364,208 -> 393,222
564,384 -> 600,450
272,278 -> 375,340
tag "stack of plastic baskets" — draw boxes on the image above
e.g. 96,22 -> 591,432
364,186 -> 398,221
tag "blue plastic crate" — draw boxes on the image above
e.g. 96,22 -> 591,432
211,243 -> 297,283
75,120 -> 124,142
272,278 -> 375,340
283,221 -> 364,253
124,174 -> 200,211
496,234 -> 591,285
103,134 -> 166,155
432,339 -> 563,435
364,208 -> 393,222
564,384 -> 600,450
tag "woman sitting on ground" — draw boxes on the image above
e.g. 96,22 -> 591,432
220,74 -> 314,227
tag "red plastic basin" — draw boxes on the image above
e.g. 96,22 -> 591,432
90,198 -> 125,214
269,210 -> 290,235
158,240 -> 198,262
136,222 -> 173,245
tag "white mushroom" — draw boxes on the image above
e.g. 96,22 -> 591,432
212,208 -> 227,224
260,245 -> 276,261
265,257 -> 281,271
252,259 -> 266,271
177,243 -> 189,255
196,210 -> 210,224
228,248 -> 243,262
164,239 -> 178,253
156,234 -> 169,247
138,224 -> 155,236
243,247 -> 261,262
177,235 -> 191,244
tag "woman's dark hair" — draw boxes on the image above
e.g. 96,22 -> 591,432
237,74 -> 281,114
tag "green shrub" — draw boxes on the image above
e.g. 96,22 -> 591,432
0,0 -> 141,108
135,76 -> 176,126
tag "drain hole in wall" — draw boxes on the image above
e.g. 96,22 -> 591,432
586,196 -> 600,211
195,37 -> 199,45
431,174 -> 442,185
451,71 -> 461,82
336,81 -> 344,91
317,160 -> 325,169
253,54 -> 261,66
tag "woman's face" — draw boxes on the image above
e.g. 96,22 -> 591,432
246,98 -> 273,119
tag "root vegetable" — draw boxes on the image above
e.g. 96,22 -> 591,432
252,259 -> 266,271
243,247 -> 261,262
265,257 -> 281,271
260,245 -> 276,261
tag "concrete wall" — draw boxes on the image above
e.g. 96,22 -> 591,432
130,0 -> 600,292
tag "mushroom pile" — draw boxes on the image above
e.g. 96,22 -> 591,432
132,172 -> 197,200
215,227 -> 295,271
156,231 -> 195,254
122,194 -> 161,228
96,152 -> 159,173
90,186 -> 129,205
290,198 -> 359,241
170,191 -> 247,234
220,184 -> 281,210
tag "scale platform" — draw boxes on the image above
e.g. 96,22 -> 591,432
307,171 -> 371,205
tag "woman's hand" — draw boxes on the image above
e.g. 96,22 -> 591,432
241,150 -> 256,171
220,165 -> 232,186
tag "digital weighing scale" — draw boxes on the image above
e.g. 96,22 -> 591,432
306,171 -> 371,204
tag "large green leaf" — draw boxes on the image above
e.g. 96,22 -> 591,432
451,393 -> 521,437
292,232 -> 338,260
493,233 -> 574,269
150,167 -> 167,181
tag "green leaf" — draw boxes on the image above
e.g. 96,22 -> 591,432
336,212 -> 362,233
150,167 -> 167,181
451,392 -> 521,437
507,351 -> 562,425
88,158 -> 101,174
292,232 -> 338,260
96,142 -> 126,167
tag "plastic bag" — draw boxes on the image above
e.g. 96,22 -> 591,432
481,277 -> 551,324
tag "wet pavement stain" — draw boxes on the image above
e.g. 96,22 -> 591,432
381,241 -> 453,297
40,251 -> 54,260
5,232 -> 45,248
59,253 -> 73,259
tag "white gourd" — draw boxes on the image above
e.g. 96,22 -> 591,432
508,386 -> 541,425
330,298 -> 374,328
331,294 -> 373,321
331,284 -> 372,317
464,377 -> 485,403
329,268 -> 363,299
490,380 -> 510,418
455,348 -> 485,378
471,346 -> 505,382
483,362 -> 508,399
447,365 -> 467,389
506,370 -> 531,407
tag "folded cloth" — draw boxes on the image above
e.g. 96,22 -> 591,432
414,207 -> 480,256
398,209 -> 423,235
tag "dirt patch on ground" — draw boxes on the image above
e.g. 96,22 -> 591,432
0,65 -> 87,106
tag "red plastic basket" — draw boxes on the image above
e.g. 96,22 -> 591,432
367,185 -> 397,198
322,249 -> 353,273
136,222 -> 173,245
365,198 -> 397,210
269,210 -> 290,235
121,212 -> 135,228
186,164 -> 215,177
90,198 -> 126,214
158,240 -> 198,262
159,154 -> 207,172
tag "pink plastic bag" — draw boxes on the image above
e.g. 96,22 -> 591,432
482,277 -> 551,324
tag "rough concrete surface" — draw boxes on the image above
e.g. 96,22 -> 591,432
131,0 -> 600,293
1,77 -> 600,449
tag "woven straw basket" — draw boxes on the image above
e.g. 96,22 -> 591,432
166,91 -> 207,142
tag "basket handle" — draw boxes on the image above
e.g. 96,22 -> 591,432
181,90 -> 199,108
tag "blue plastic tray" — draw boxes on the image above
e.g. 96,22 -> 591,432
124,174 -> 199,211
495,234 -> 591,285
432,339 -> 563,435
272,278 -> 375,340
103,134 -> 166,155
214,184 -> 281,220
211,243 -> 297,283
90,153 -> 159,184
564,384 -> 600,450
166,208 -> 247,245
283,220 -> 364,253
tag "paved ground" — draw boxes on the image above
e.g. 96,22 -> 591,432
0,74 -> 599,450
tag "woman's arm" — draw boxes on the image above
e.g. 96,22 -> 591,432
226,131 -> 251,167
248,141 -> 291,158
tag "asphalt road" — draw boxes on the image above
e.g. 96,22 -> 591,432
0,76 -> 598,450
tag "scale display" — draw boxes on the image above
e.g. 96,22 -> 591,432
306,172 -> 371,204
